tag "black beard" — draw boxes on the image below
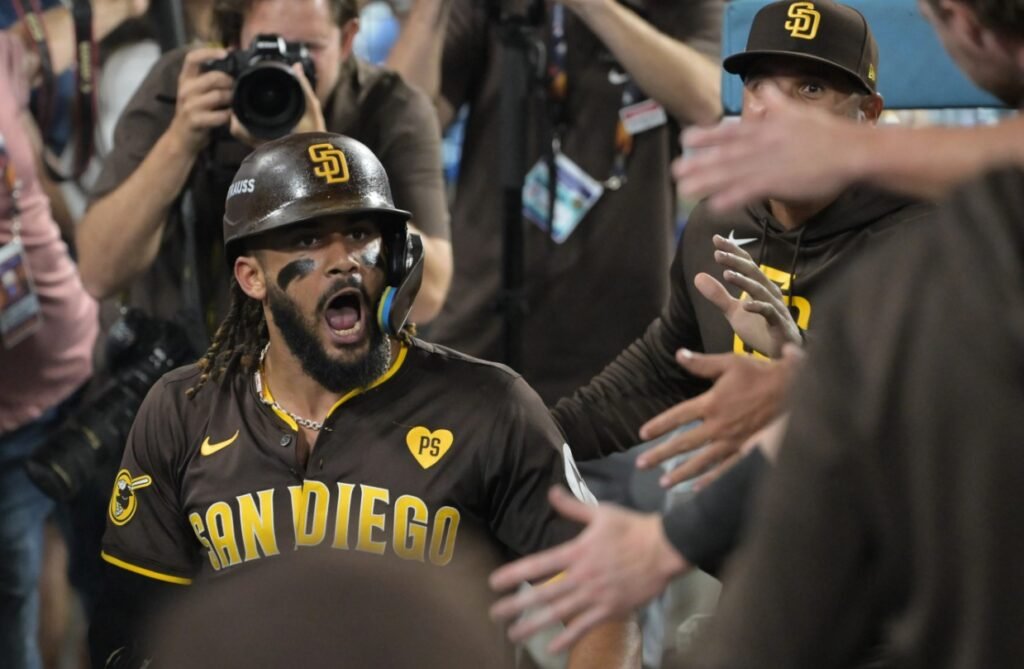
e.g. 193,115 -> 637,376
267,281 -> 391,393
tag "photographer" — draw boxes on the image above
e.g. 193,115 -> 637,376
77,0 -> 452,350
0,31 -> 98,669
388,0 -> 722,404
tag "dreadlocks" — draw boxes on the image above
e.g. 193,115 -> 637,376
186,280 -> 268,398
185,279 -> 416,399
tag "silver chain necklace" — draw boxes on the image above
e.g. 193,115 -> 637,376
254,343 -> 329,432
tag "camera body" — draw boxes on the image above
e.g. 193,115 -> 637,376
203,34 -> 317,140
26,309 -> 196,501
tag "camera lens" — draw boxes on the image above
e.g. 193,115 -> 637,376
234,64 -> 305,140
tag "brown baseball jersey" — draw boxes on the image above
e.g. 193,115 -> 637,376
101,338 -> 596,585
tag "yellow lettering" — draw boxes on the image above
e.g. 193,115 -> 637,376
205,502 -> 242,568
331,483 -> 356,549
189,511 -> 222,571
237,489 -> 279,561
357,485 -> 390,555
393,495 -> 429,562
289,480 -> 330,548
428,506 -> 461,566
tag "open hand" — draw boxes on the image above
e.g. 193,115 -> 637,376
489,486 -> 687,653
695,234 -> 803,358
636,349 -> 796,488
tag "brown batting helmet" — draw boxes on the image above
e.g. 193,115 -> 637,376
223,132 -> 411,252
223,132 -> 423,335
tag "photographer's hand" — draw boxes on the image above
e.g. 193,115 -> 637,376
169,48 -> 233,155
230,63 -> 325,148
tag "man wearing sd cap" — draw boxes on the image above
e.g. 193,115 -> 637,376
89,132 -> 639,668
489,0 -> 936,650
556,0 -> 931,484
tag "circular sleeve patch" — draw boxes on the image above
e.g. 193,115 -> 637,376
108,469 -> 153,526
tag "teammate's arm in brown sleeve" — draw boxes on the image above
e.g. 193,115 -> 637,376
551,232 -> 710,460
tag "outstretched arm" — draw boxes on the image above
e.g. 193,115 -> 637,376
562,0 -> 722,125
674,88 -> 1024,210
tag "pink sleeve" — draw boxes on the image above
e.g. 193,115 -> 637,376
0,32 -> 29,111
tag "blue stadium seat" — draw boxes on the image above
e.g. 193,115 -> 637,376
722,0 -> 1004,111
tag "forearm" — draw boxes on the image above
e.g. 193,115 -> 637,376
386,0 -> 456,127
409,233 -> 452,323
851,117 -> 1024,200
78,130 -> 197,298
567,618 -> 642,669
569,0 -> 721,125
662,448 -> 768,576
552,319 -> 709,460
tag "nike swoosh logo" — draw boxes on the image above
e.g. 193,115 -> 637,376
200,430 -> 240,456
608,69 -> 630,86
726,230 -> 758,247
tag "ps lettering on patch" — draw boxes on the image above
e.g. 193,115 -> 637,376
227,178 -> 256,198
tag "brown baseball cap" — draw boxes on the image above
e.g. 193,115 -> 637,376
723,0 -> 879,93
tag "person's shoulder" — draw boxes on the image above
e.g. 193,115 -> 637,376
147,363 -> 209,409
405,339 -> 524,394
353,59 -> 430,108
938,165 -> 1024,273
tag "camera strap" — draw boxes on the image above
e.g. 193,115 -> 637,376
11,0 -> 97,183
12,0 -> 56,135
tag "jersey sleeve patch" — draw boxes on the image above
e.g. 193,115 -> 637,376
108,468 -> 153,526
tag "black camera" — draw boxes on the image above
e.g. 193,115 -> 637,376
25,309 -> 196,501
203,34 -> 317,140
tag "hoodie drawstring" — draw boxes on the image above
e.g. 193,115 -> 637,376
786,224 -> 807,306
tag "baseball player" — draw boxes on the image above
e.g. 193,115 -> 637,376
89,132 -> 638,668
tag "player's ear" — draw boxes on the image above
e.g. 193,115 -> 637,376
235,254 -> 267,301
859,92 -> 884,125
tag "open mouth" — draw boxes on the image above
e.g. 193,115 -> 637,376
323,290 -> 366,344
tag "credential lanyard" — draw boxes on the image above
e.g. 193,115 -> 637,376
548,3 -> 635,192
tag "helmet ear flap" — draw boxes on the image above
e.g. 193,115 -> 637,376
377,233 -> 423,336
381,223 -> 408,286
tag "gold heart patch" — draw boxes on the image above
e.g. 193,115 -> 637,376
406,427 -> 454,470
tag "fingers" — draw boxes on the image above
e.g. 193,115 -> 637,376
638,390 -> 707,443
723,269 -> 779,305
674,348 -> 734,381
694,451 -> 743,492
782,343 -> 806,362
741,299 -> 782,324
548,486 -> 596,523
693,272 -> 736,317
507,585 -> 593,643
489,539 -> 577,593
548,606 -> 614,654
660,439 -> 740,489
637,420 -> 714,470
711,233 -> 756,264
181,47 -> 228,79
491,569 -> 577,620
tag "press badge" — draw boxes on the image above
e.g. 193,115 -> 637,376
0,237 -> 41,348
522,152 -> 604,244
619,99 -> 667,135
